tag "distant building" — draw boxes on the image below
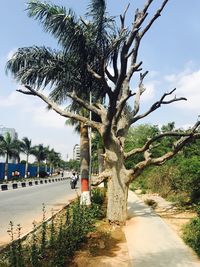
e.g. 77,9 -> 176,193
0,127 -> 18,163
73,144 -> 80,161
0,126 -> 18,140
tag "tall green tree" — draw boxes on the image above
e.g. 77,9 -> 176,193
21,137 -> 34,177
32,144 -> 46,177
6,0 -> 200,224
46,148 -> 61,175
0,133 -> 20,179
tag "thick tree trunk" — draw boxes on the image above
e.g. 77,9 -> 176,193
106,165 -> 128,224
103,137 -> 129,224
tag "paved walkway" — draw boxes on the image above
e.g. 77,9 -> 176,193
123,191 -> 200,267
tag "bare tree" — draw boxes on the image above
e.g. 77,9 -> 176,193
7,0 -> 200,224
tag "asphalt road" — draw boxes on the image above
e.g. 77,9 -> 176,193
0,179 -> 79,246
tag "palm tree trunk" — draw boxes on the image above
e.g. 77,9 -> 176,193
37,162 -> 40,177
4,154 -> 9,180
45,161 -> 48,172
25,154 -> 29,178
80,123 -> 91,205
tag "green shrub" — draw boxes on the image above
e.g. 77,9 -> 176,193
178,157 -> 200,203
91,188 -> 105,205
141,189 -> 147,194
182,217 -> 200,256
0,199 -> 106,267
167,193 -> 191,208
195,205 -> 200,217
144,199 -> 157,209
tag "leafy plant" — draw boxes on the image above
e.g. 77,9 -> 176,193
91,188 -> 105,205
144,199 -> 157,209
40,204 -> 47,258
30,222 -> 40,267
182,217 -> 200,256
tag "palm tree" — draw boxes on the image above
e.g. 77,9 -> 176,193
32,144 -> 46,177
0,133 -> 20,179
21,137 -> 34,178
5,0 -> 117,210
65,108 -> 92,203
6,0 -> 109,203
46,148 -> 61,175
6,1 -> 108,100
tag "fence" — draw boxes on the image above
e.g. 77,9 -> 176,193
0,163 -> 51,180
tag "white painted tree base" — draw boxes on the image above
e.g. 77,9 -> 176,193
80,191 -> 91,205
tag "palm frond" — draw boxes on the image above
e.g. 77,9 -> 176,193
6,46 -> 77,89
27,1 -> 87,55
86,0 -> 115,55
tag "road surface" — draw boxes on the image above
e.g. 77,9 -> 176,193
0,179 -> 79,246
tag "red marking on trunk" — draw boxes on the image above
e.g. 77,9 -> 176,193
81,178 -> 89,192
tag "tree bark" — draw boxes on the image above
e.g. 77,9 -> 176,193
80,123 -> 91,205
103,137 -> 129,224
106,166 -> 128,224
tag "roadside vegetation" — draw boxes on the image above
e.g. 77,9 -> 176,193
0,188 -> 106,267
128,123 -> 200,256
0,0 -> 199,257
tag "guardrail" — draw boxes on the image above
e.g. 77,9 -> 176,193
0,177 -> 69,192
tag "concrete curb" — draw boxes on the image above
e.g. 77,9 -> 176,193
0,177 -> 69,192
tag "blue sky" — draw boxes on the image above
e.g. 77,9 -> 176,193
0,0 -> 200,160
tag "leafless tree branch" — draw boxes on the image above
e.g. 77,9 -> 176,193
127,121 -> 200,181
131,88 -> 187,124
87,64 -> 102,79
120,3 -> 130,30
132,71 -> 148,116
127,0 -> 169,81
141,0 -> 169,38
90,169 -> 111,186
125,123 -> 200,159
17,85 -> 101,130
105,67 -> 115,83
114,91 -> 136,128
65,91 -> 102,116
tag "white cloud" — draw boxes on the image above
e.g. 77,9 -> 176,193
0,91 -> 28,108
0,90 -> 79,159
0,91 -> 67,129
32,107 -> 67,129
165,69 -> 200,111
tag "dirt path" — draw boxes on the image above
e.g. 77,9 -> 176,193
71,221 -> 131,267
